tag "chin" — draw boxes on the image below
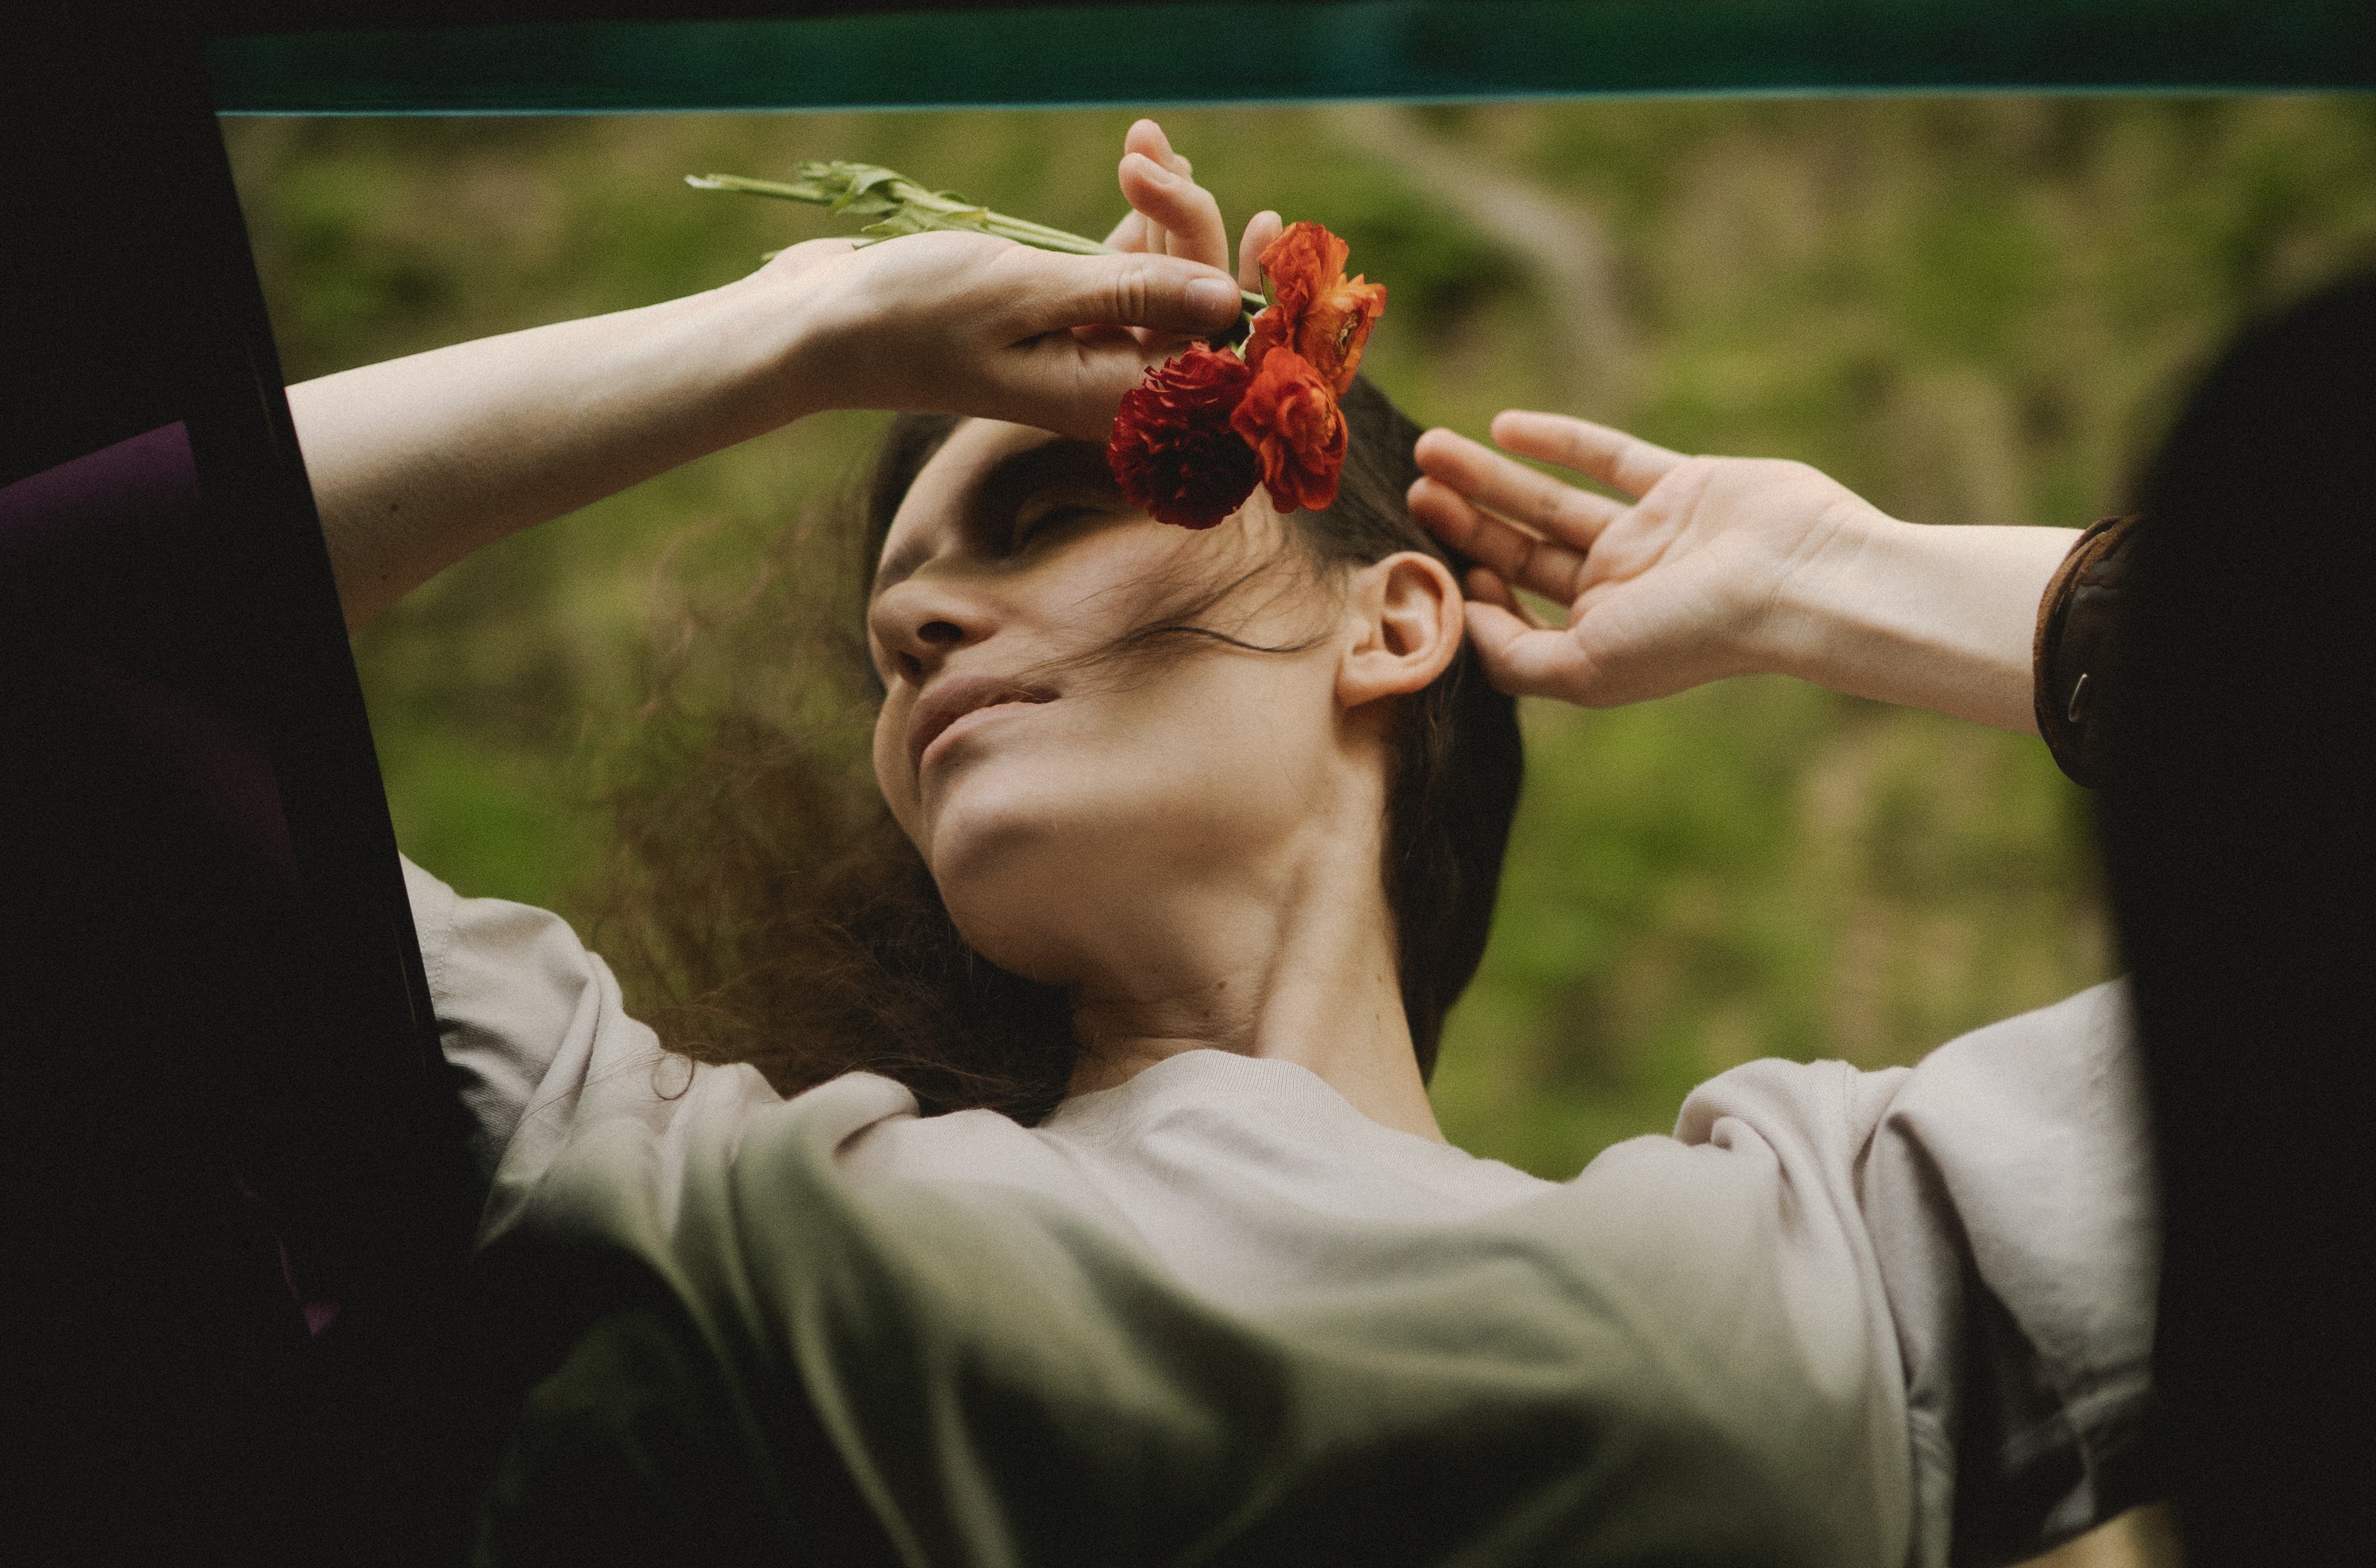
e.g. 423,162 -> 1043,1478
936,862 -> 1090,988
921,769 -> 1107,983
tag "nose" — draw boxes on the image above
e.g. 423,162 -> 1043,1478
869,573 -> 996,686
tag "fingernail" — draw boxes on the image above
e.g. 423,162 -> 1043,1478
1185,276 -> 1238,317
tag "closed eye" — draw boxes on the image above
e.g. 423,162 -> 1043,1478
959,438 -> 1130,560
1011,492 -> 1125,552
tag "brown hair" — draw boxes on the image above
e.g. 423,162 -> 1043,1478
590,378 -> 1522,1123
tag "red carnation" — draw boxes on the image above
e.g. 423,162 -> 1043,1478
1230,347 -> 1348,515
1107,346 -> 1262,530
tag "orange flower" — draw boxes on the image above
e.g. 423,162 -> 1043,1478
1244,222 -> 1388,396
1229,347 -> 1348,514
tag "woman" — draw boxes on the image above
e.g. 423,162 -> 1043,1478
293,123 -> 2152,1565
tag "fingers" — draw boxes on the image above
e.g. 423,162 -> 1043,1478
1408,472 -> 1593,605
1104,208 -> 1152,252
1123,117 -> 1188,178
1117,151 -> 1230,273
1113,119 -> 1199,258
1238,210 -> 1282,293
1462,605 -> 1595,700
1413,428 -> 1626,548
1109,121 -> 1190,251
1010,248 -> 1243,341
1488,410 -> 1685,499
1414,423 -> 1624,540
1462,567 -> 1549,630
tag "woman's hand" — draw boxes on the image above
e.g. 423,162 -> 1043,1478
759,118 -> 1276,442
751,229 -> 1241,443
1410,410 -> 2079,732
1104,118 -> 1282,301
1410,411 -> 1875,705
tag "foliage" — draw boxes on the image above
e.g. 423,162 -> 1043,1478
223,96 -> 2376,1178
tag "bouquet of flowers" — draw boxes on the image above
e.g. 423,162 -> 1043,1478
691,162 -> 1387,530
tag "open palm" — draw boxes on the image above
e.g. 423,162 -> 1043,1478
1409,411 -> 1879,708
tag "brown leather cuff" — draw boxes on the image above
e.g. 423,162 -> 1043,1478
2034,513 -> 2141,789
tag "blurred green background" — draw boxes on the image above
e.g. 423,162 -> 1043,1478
223,97 -> 2376,1179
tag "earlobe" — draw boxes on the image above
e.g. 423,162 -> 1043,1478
1338,551 -> 1465,708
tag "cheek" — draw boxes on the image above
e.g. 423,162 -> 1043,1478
915,673 -> 1328,984
1146,659 -> 1341,820
956,655 -> 1338,862
872,700 -> 919,838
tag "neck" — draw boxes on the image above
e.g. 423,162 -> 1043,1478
1059,834 -> 1445,1143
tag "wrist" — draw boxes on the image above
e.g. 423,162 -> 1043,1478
1763,505 -> 2079,732
703,267 -> 842,432
1746,494 -> 1901,688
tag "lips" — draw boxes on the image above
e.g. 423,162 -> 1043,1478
906,673 -> 1059,777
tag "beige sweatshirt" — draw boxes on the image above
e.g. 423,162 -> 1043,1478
408,856 -> 2157,1568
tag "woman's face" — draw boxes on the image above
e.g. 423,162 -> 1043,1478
867,418 -> 1361,987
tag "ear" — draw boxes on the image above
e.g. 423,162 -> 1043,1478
1336,551 -> 1465,710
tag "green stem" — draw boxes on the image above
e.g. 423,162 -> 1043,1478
688,167 -> 1267,312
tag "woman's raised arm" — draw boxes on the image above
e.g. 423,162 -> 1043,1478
292,228 -> 1244,631
1408,412 -> 2079,733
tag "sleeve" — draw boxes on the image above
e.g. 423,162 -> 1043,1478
400,853 -> 674,1192
1679,982 -> 2159,1568
1863,982 -> 2159,1567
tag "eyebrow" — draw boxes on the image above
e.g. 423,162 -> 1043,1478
871,438 -> 1117,598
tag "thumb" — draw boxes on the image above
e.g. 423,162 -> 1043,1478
1015,251 -> 1243,340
